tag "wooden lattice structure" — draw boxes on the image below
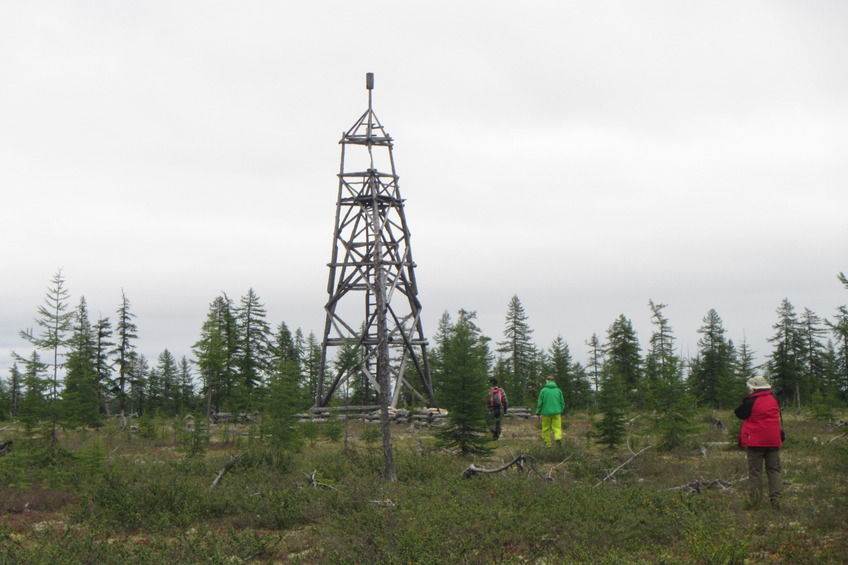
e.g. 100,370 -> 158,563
316,73 -> 436,409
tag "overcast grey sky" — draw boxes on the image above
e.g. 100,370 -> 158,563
2,1 -> 846,378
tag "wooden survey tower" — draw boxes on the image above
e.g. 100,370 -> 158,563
316,73 -> 436,409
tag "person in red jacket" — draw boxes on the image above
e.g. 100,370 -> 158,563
734,375 -> 784,508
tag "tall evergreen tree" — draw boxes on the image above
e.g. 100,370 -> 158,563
333,340 -> 365,405
265,322 -> 306,451
432,310 -> 493,456
827,305 -> 848,404
19,270 -> 74,456
734,338 -> 758,388
63,297 -> 103,429
193,295 -> 239,415
593,367 -> 628,449
546,335 -> 590,411
819,340 -> 842,403
92,316 -> 114,415
496,295 -> 537,406
644,301 -> 694,450
604,314 -> 643,407
6,363 -> 24,418
235,289 -> 273,408
129,354 -> 150,416
176,356 -> 195,414
0,377 -> 11,422
302,331 -> 322,405
429,311 -> 453,407
767,298 -> 804,407
688,309 -> 737,409
17,351 -> 49,431
152,349 -> 179,415
799,307 -> 828,400
585,333 -> 605,408
111,291 -> 139,415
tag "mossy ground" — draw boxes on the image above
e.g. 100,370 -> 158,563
0,409 -> 845,564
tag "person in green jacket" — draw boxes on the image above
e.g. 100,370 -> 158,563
536,375 -> 565,447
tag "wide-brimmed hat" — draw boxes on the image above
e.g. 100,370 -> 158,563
746,375 -> 771,390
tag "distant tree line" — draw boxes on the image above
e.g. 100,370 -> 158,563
3,271 -> 847,447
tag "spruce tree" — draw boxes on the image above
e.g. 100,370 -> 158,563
433,310 -> 493,456
177,356 -> 196,414
585,333 -> 605,410
194,295 -> 238,415
496,295 -> 537,406
799,308 -> 827,401
19,270 -> 74,456
93,316 -> 114,415
826,305 -> 848,404
333,340 -> 365,404
112,291 -> 139,415
644,301 -> 694,450
0,376 -> 11,422
302,332 -> 322,405
265,322 -> 306,451
767,299 -> 804,407
152,349 -> 179,415
429,311 -> 453,407
546,335 -> 590,411
593,369 -> 628,450
235,289 -> 272,408
63,297 -> 103,429
6,363 -> 24,418
17,352 -> 49,432
129,354 -> 150,416
734,339 -> 757,388
604,314 -> 643,407
688,309 -> 737,409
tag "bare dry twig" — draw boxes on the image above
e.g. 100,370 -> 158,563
462,455 -> 543,479
594,445 -> 653,488
210,451 -> 247,489
303,470 -> 338,490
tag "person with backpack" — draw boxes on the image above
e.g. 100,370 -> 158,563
734,375 -> 785,508
536,375 -> 565,447
487,378 -> 508,440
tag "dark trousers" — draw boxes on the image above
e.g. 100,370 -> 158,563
746,446 -> 783,502
488,409 -> 503,439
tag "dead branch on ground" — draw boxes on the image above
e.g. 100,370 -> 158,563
462,455 -> 543,479
594,445 -> 653,488
545,453 -> 574,482
827,432 -> 848,445
303,470 -> 338,490
666,478 -> 734,494
209,451 -> 247,489
712,418 -> 727,434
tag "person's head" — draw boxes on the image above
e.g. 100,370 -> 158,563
746,375 -> 771,391
546,375 -> 555,382
489,378 -> 498,387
